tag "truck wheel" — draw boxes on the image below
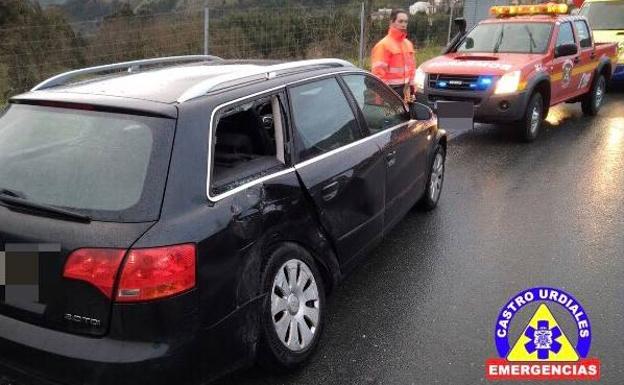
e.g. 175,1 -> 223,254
581,74 -> 606,116
257,243 -> 325,373
519,92 -> 544,142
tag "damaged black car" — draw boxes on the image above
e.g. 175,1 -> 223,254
0,56 -> 447,384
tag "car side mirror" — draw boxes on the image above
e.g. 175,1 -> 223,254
555,43 -> 578,58
409,102 -> 433,121
465,37 -> 474,50
454,17 -> 467,35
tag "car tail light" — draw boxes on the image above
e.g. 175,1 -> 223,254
116,244 -> 196,302
63,249 -> 127,299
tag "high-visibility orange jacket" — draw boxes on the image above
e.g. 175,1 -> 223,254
371,27 -> 416,87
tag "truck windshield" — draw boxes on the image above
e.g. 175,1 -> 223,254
457,22 -> 553,54
580,1 -> 624,30
0,104 -> 175,222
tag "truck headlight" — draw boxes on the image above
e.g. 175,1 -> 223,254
494,70 -> 522,95
415,68 -> 426,91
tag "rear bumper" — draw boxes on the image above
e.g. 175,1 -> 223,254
416,87 -> 529,123
0,293 -> 264,385
0,313 -> 200,385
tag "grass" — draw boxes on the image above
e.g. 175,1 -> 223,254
416,45 -> 445,65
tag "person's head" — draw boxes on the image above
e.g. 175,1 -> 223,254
390,9 -> 409,31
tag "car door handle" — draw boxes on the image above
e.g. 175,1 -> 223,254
386,150 -> 397,168
590,51 -> 596,60
574,57 -> 580,64
321,181 -> 339,202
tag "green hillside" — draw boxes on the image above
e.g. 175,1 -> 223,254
47,0 -> 382,21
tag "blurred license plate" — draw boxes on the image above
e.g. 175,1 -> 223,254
0,243 -> 56,312
0,246 -> 39,304
435,101 -> 474,131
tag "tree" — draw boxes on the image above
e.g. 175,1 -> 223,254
0,0 -> 83,103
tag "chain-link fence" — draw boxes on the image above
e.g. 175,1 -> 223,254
0,2 -> 460,104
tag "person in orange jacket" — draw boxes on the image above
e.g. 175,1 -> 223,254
371,9 -> 417,102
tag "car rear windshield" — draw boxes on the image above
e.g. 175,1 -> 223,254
580,1 -> 624,30
457,22 -> 553,54
0,104 -> 175,222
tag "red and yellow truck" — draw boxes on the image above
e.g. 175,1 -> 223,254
415,3 -> 619,141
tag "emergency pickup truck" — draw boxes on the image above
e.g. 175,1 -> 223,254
415,3 -> 619,141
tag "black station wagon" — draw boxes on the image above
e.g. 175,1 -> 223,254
0,56 -> 447,384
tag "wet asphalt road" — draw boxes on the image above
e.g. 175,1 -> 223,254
215,91 -> 624,385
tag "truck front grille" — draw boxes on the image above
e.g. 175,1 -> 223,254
429,74 -> 492,91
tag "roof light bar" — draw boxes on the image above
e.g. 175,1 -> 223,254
490,2 -> 568,17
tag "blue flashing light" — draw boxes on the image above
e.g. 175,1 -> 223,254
438,81 -> 448,88
469,83 -> 477,88
475,76 -> 493,90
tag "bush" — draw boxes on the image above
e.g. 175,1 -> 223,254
0,0 -> 83,100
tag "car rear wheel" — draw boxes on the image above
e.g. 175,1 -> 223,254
581,74 -> 606,116
417,144 -> 445,211
519,92 -> 543,142
257,244 -> 325,372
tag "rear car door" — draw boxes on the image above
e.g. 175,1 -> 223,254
551,21 -> 580,103
573,19 -> 596,94
341,74 -> 429,232
289,77 -> 386,266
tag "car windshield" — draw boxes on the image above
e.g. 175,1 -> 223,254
0,104 -> 175,222
457,22 -> 553,54
580,1 -> 624,30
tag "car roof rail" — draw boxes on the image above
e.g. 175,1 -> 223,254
177,58 -> 354,103
31,55 -> 223,91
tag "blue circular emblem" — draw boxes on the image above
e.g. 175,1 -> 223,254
494,287 -> 592,358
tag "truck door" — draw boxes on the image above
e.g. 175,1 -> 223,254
551,21 -> 579,104
573,19 -> 596,95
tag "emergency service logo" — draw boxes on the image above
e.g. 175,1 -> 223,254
561,59 -> 574,89
485,287 -> 600,381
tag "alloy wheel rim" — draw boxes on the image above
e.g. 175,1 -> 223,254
271,259 -> 320,352
595,78 -> 605,109
530,102 -> 541,135
429,152 -> 444,202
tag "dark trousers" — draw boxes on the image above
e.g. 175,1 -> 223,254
390,85 -> 405,96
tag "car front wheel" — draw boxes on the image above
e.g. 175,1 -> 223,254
257,243 -> 325,372
418,144 -> 445,211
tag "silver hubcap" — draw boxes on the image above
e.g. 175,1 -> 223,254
429,152 -> 444,202
271,259 -> 320,352
595,78 -> 605,109
530,103 -> 541,134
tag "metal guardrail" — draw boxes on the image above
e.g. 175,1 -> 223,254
176,58 -> 354,102
31,55 -> 223,91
